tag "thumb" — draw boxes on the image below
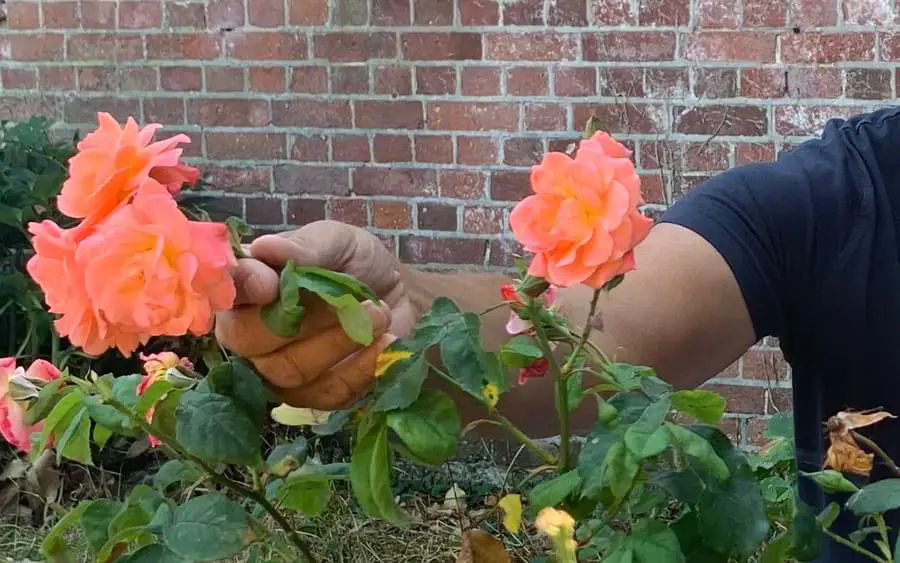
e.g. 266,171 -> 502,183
232,257 -> 280,306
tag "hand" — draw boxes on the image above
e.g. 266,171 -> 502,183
214,221 -> 419,409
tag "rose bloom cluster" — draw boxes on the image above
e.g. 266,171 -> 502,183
27,113 -> 237,357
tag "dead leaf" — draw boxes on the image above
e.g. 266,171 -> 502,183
456,529 -> 511,563
443,483 -> 468,512
823,409 -> 896,477
832,409 -> 897,432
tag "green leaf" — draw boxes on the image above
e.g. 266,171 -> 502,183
122,544 -> 187,563
163,493 -> 252,561
83,374 -> 143,437
800,470 -> 860,494
605,441 -> 640,500
760,531 -> 794,563
205,360 -> 271,426
670,390 -> 727,425
311,407 -> 356,436
97,527 -> 154,561
23,378 -> 69,425
529,470 -> 581,511
134,380 -> 176,417
566,371 -> 584,414
439,309 -> 505,396
386,389 -> 460,466
498,336 -> 543,368
847,479 -> 900,515
80,499 -> 123,553
789,500 -> 823,562
583,116 -> 605,139
624,397 -> 671,459
261,265 -> 305,338
40,500 -> 92,559
765,411 -> 794,439
152,389 -> 182,441
817,502 -> 840,529
57,407 -> 92,465
370,351 -> 429,412
175,391 -> 262,465
697,470 -> 769,557
266,437 -> 310,477
93,423 -> 113,448
665,424 -> 729,482
350,416 -> 409,526
578,424 -> 621,499
35,388 -> 83,456
277,478 -> 332,516
332,293 -> 374,346
628,519 -> 685,563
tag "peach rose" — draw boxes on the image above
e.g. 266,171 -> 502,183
138,351 -> 193,395
0,358 -> 62,453
509,131 -> 654,289
75,186 -> 236,355
57,113 -> 195,228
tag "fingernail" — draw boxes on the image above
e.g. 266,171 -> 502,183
365,301 -> 391,332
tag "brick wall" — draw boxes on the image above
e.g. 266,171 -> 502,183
4,0 -> 891,444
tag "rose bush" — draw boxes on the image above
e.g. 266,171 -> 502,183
4,113 -> 899,562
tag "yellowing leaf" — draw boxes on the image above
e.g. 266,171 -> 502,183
270,404 -> 331,427
834,409 -> 896,431
496,494 -> 522,534
481,384 -> 500,409
374,350 -> 413,378
456,529 -> 511,563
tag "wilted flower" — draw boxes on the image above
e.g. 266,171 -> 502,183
824,409 -> 896,476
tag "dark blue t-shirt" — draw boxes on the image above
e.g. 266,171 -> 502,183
661,106 -> 900,562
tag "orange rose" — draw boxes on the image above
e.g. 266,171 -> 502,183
57,112 -> 197,228
509,131 -> 653,289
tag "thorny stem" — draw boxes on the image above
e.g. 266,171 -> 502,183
101,395 -> 318,563
529,301 -> 571,470
852,431 -> 900,478
429,363 -> 558,466
562,289 -> 604,375
822,528 -> 889,562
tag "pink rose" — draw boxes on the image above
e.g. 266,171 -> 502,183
0,357 -> 62,453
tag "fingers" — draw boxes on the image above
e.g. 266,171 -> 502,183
248,302 -> 392,388
250,220 -> 357,271
232,258 -> 280,306
275,334 -> 395,410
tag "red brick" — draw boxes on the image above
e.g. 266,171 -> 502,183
333,135 -> 370,162
1,69 -> 36,90
39,67 -> 76,91
119,1 -> 162,28
274,166 -> 351,195
9,34 -> 64,62
418,204 -> 457,231
457,137 -> 498,165
415,136 -> 453,164
843,0 -> 892,25
459,0 -> 499,25
289,0 -> 329,24
489,239 -> 524,267
781,33 -> 875,63
637,141 -> 673,170
290,134 -> 329,161
415,0 -> 453,24
248,0 -> 285,26
373,134 -> 413,162
639,174 -> 666,205
400,237 -> 486,265
599,68 -> 644,96
703,384 -> 792,414
463,208 -> 503,234
491,170 -> 530,201
227,31 -> 306,60
166,2 -> 206,27
80,1 -> 116,28
353,168 -> 437,196
880,33 -> 900,60
289,66 -> 328,93
42,2 -> 78,28
427,102 -> 518,132
585,32 -> 676,62
373,0 -> 410,24
64,97 -> 140,123
793,0 -> 837,26
845,69 -> 891,99
205,197 -> 243,223
555,67 -> 596,97
143,98 -> 185,124
273,100 -> 352,128
675,105 -> 767,136
573,103 -> 666,134
507,67 -> 549,96
160,67 -> 202,91
207,132 -> 286,160
374,66 -> 412,96
524,104 -> 566,131
331,66 -> 369,94
742,348 -> 789,381
315,32 -> 395,62
329,198 -> 368,226
208,0 -> 244,27
206,166 -> 272,194
548,0 -> 587,25
124,67 -> 158,91
373,202 -> 412,229
355,101 -> 423,130
440,171 -> 486,199
740,68 -> 784,98
690,68 -> 735,98
645,68 -> 688,98
332,0 -> 367,24
503,0 -> 543,24
77,66 -> 117,91
147,33 -> 220,60
247,198 -> 284,225
639,0 -> 688,25
461,67 -> 501,96
685,142 -> 730,171
6,2 -> 39,28
504,138 -> 544,166
684,32 -> 775,63
774,105 -> 857,137
0,95 -> 62,122
190,99 -> 270,127
287,199 -> 327,225
416,67 -> 457,95
67,33 -> 143,61
743,0 -> 786,26
249,67 -> 286,92
697,0 -> 739,27
735,143 -> 775,164
206,67 -> 244,91
591,0 -> 633,24
486,32 -> 578,62
402,33 -> 482,61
